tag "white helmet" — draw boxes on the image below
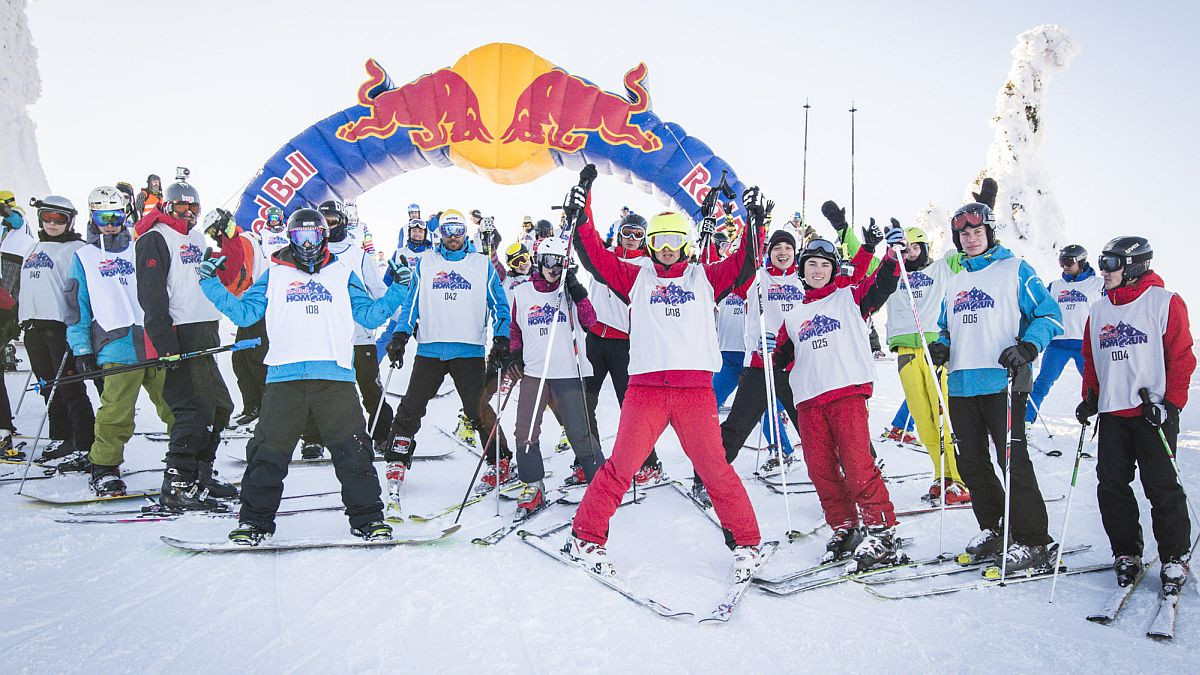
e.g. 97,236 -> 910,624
534,236 -> 569,266
31,194 -> 78,226
88,186 -> 128,212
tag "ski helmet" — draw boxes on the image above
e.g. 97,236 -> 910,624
469,208 -> 483,222
521,215 -> 534,231
535,236 -> 569,270
1059,244 -> 1088,269
439,210 -> 467,237
87,187 -> 128,229
535,219 -> 556,240
798,237 -> 839,270
264,207 -> 285,232
645,211 -> 691,256
407,203 -> 420,213
617,213 -> 648,241
0,190 -> 15,206
901,226 -> 931,269
949,202 -> 995,252
286,207 -> 328,272
317,200 -> 349,242
115,182 -> 135,205
408,217 -> 428,231
32,195 -> 78,229
163,180 -> 200,218
506,241 -> 531,268
1099,236 -> 1152,283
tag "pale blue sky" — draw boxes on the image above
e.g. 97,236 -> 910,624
24,0 -> 1200,298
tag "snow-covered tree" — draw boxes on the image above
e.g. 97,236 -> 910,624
0,0 -> 51,201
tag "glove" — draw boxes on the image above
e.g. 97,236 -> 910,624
928,342 -> 950,367
1076,389 -> 1098,426
563,185 -> 587,216
159,353 -> 183,370
388,255 -> 412,287
565,268 -> 587,303
1140,388 -> 1180,429
202,208 -> 236,241
972,177 -> 998,209
861,218 -> 883,252
764,199 -> 775,228
488,336 -> 511,365
75,353 -> 98,375
503,349 -> 525,376
998,341 -> 1038,369
386,332 -> 410,366
743,186 -> 766,224
821,200 -> 848,232
197,248 -> 226,280
884,218 -> 906,247
760,332 -> 777,355
699,217 -> 716,236
2,210 -> 23,231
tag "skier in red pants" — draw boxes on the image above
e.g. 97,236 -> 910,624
564,174 -> 765,580
773,225 -> 906,571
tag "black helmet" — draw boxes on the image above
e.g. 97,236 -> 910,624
163,181 -> 200,215
950,202 -> 995,252
798,237 -> 839,270
287,207 -> 328,272
1099,236 -> 1152,283
1059,244 -> 1088,269
535,219 -> 555,239
317,200 -> 349,242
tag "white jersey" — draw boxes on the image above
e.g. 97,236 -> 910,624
744,268 -> 805,364
257,228 -> 290,265
886,257 -> 952,341
1089,285 -> 1172,413
415,253 -> 491,346
512,281 -> 592,380
0,226 -> 36,294
74,244 -> 142,333
945,257 -> 1021,373
18,239 -> 85,322
716,293 -> 747,352
1049,275 -> 1105,341
784,286 -> 875,405
145,223 -> 221,324
264,261 -> 355,370
330,238 -> 386,345
589,254 -> 650,335
627,264 -> 720,375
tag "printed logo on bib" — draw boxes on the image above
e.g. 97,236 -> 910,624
432,271 -> 472,290
953,287 -> 994,325
285,280 -> 334,316
901,271 -> 934,297
528,303 -> 567,336
794,314 -> 842,350
1057,288 -> 1088,311
179,244 -> 203,265
725,296 -> 745,308
99,257 -> 135,286
650,282 -> 695,318
1098,322 -> 1148,349
22,252 -> 53,270
767,283 -> 804,302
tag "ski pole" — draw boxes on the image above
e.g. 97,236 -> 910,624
1026,396 -> 1057,440
1049,423 -> 1088,602
849,102 -> 857,228
453,370 -> 516,525
495,367 -> 502,517
14,369 -> 33,415
999,364 -> 1033,582
1139,388 -> 1200,528
368,362 -> 398,440
16,352 -> 69,494
801,99 -> 811,222
27,338 -> 261,392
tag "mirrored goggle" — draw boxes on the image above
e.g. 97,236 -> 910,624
91,210 -> 125,227
619,226 -> 646,240
507,253 -> 530,268
171,203 -> 201,215
803,239 -> 838,256
289,227 -> 324,248
950,209 -> 986,231
265,211 -> 284,224
647,232 -> 686,251
538,254 -> 565,269
1098,254 -> 1124,273
441,222 -> 467,237
39,211 -> 71,225
1059,255 -> 1081,267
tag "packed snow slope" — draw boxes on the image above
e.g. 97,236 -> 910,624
0,339 -> 1197,671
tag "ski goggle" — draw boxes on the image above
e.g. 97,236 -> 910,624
289,227 -> 325,249
619,225 -> 646,240
39,211 -> 71,225
440,222 -> 467,238
647,232 -> 686,252
802,238 -> 838,256
1097,254 -> 1125,273
507,252 -> 530,268
538,253 -> 565,270
171,202 -> 201,216
265,211 -> 284,224
90,210 -> 125,227
1059,255 -> 1082,268
950,209 -> 987,231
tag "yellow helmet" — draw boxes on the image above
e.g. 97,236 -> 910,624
904,226 -> 929,245
646,211 -> 692,254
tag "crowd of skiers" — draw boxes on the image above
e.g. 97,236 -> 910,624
0,163 -> 1191,593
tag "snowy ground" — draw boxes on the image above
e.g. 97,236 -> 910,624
1,336 -> 1197,672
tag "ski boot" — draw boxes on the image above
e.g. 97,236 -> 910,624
555,429 -> 571,454
900,431 -> 920,445
35,439 -> 75,463
385,458 -> 407,522
300,442 -> 325,460
0,431 -> 24,461
922,479 -> 944,504
516,481 -> 546,519
454,410 -> 477,447
993,541 -> 1054,576
633,459 -> 664,487
1114,555 -> 1143,588
53,451 -> 92,474
562,462 -> 588,488
758,452 -> 795,476
690,479 -> 712,508
198,460 -> 239,500
961,527 -> 1003,564
880,426 -> 903,442
89,465 -> 127,497
476,458 -> 512,494
944,481 -> 971,505
1161,554 -> 1190,595
561,533 -> 615,576
2,343 -> 19,371
233,407 -> 259,427
352,520 -> 393,541
229,522 -> 272,546
822,524 -> 864,563
732,544 -> 767,583
851,525 -> 905,571
159,467 -> 224,512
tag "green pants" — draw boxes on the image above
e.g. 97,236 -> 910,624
88,364 -> 174,467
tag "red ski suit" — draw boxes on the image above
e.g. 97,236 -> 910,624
571,200 -> 761,548
775,248 -> 901,529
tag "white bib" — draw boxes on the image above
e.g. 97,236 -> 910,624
945,257 -> 1021,372
512,282 -> 593,380
1089,286 -> 1172,413
149,223 -> 220,324
19,240 -> 85,322
716,293 -> 746,352
258,230 -> 290,263
416,253 -> 490,345
588,256 -> 649,334
784,286 -> 875,405
627,263 -> 720,375
75,244 -> 142,333
1050,275 -> 1105,341
330,239 -> 386,345
264,262 -> 355,370
744,268 -> 805,363
886,258 -> 951,340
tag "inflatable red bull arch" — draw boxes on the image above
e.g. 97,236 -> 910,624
235,43 -> 746,233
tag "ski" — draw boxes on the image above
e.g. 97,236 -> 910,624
669,480 -> 722,527
57,504 -> 343,524
63,490 -> 340,517
699,541 -> 780,624
895,493 -> 1064,518
225,447 -> 453,465
408,481 -> 525,522
1147,591 -> 1180,640
759,469 -> 925,488
471,491 -> 567,546
139,431 -> 253,442
864,562 -> 1111,599
160,524 -> 461,553
763,472 -> 927,495
1086,555 -> 1157,624
860,544 -> 1092,586
519,529 -> 693,620
757,542 -> 921,595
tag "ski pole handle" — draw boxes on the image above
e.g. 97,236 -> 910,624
231,338 -> 263,352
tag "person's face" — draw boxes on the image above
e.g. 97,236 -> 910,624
803,258 -> 834,288
171,202 -> 199,225
541,263 -> 563,282
471,215 -> 481,225
958,224 -> 989,257
150,178 -> 161,192
905,241 -> 924,261
409,227 -> 426,244
443,232 -> 465,251
1060,258 -> 1082,276
618,226 -> 644,251
324,215 -> 341,230
40,213 -> 69,236
408,210 -> 420,220
654,247 -> 682,265
770,243 -> 795,270
512,258 -> 531,275
522,222 -> 533,233
1101,267 -> 1124,291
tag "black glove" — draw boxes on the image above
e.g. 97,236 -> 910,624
75,354 -> 98,375
928,342 -> 950,367
386,332 -> 410,366
998,341 -> 1038,369
764,199 -> 775,228
821,200 -> 848,232
861,218 -> 883,252
774,338 -> 795,371
504,349 -> 525,376
742,186 -> 766,225
699,217 -> 717,236
565,268 -> 587,303
972,177 -> 998,209
1076,389 -> 1098,426
488,335 -> 510,365
1139,388 -> 1179,429
563,185 -> 587,217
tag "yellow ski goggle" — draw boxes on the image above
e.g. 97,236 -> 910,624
647,232 -> 687,252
